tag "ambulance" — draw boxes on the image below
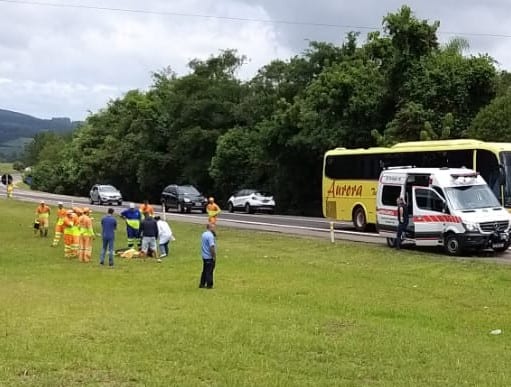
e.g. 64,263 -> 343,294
376,167 -> 511,255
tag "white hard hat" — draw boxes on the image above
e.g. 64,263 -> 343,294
130,202 -> 135,208
58,201 -> 63,205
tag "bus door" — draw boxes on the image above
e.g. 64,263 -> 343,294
412,187 -> 446,246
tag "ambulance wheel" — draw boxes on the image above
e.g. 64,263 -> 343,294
353,206 -> 367,231
386,238 -> 395,247
444,234 -> 463,256
493,241 -> 510,254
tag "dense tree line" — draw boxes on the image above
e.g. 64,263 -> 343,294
23,6 -> 511,215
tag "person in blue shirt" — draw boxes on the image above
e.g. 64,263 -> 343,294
120,203 -> 141,249
100,208 -> 117,266
199,223 -> 217,289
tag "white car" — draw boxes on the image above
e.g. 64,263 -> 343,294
227,189 -> 275,214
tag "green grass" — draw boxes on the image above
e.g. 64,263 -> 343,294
1,200 -> 511,386
0,162 -> 14,174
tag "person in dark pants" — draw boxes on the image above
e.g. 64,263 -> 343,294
199,223 -> 217,289
100,208 -> 117,266
395,197 -> 409,249
140,213 -> 159,260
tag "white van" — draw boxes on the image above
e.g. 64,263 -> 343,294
376,167 -> 511,255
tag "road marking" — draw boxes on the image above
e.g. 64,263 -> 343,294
160,211 -> 379,237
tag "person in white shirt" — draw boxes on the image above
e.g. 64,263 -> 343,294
154,216 -> 174,258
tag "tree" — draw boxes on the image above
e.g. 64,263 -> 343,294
468,93 -> 511,141
209,126 -> 269,199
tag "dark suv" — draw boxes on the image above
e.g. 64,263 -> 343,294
161,184 -> 207,213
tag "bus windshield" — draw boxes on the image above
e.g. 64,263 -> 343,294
445,185 -> 500,211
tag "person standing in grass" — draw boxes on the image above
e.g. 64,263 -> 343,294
139,200 -> 155,219
52,202 -> 67,247
78,208 -> 95,263
120,203 -> 141,249
35,200 -> 51,237
100,208 -> 117,267
199,223 -> 217,289
155,216 -> 174,258
63,210 -> 78,259
140,212 -> 159,260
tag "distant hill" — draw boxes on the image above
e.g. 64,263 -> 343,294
0,109 -> 82,160
0,109 -> 81,142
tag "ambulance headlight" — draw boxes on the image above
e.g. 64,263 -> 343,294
463,222 -> 478,232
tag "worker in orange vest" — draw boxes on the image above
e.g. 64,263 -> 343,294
140,200 -> 155,219
35,201 -> 51,237
206,197 -> 221,225
52,202 -> 67,247
6,183 -> 13,198
70,207 -> 82,258
63,210 -> 78,259
78,207 -> 95,263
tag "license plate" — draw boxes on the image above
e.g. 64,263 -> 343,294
493,243 -> 504,249
195,202 -> 202,206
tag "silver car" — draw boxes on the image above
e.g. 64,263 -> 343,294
89,184 -> 123,205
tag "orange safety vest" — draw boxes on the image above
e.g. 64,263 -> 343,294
36,205 -> 51,219
79,214 -> 94,236
140,204 -> 155,217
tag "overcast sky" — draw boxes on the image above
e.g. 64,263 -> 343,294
1,0 -> 510,121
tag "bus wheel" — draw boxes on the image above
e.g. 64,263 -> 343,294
386,238 -> 395,248
444,233 -> 463,256
353,206 -> 367,231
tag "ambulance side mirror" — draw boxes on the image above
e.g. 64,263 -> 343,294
442,200 -> 450,214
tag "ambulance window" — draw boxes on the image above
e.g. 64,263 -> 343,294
415,188 -> 445,213
382,185 -> 401,206
432,186 -> 445,199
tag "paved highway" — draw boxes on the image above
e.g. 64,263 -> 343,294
8,186 -> 383,245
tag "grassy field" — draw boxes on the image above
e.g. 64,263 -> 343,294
0,162 -> 15,174
1,199 -> 511,386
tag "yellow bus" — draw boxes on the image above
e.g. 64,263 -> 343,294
323,139 -> 511,231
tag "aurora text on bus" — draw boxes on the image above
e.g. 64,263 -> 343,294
327,182 -> 363,198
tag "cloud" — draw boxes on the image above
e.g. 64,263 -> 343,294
0,0 -> 293,119
0,0 -> 510,120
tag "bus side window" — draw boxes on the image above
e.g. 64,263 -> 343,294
446,150 -> 473,169
477,150 -> 500,199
